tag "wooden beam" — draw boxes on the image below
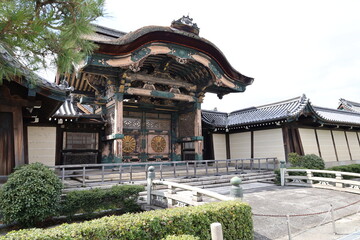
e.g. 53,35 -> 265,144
125,73 -> 196,91
126,87 -> 195,102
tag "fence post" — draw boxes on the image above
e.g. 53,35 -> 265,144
331,204 -> 336,234
335,173 -> 343,188
306,170 -> 313,185
280,160 -> 286,187
211,222 -> 224,240
230,176 -> 243,200
286,215 -> 292,240
147,166 -> 155,205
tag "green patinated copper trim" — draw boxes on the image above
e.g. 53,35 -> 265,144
208,60 -> 223,79
177,136 -> 204,142
232,81 -> 246,92
114,92 -> 124,101
103,133 -> 124,141
170,153 -> 182,161
87,53 -> 113,67
150,90 -> 175,98
113,156 -> 122,163
131,47 -> 151,62
195,153 -> 203,160
168,45 -> 196,60
80,96 -> 107,105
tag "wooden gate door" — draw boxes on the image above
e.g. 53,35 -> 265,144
123,111 -> 171,162
0,112 -> 15,175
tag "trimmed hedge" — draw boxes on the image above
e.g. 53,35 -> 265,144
1,200 -> 253,240
162,235 -> 200,240
60,185 -> 144,218
326,164 -> 360,179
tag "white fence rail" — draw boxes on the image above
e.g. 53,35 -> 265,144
282,169 -> 360,194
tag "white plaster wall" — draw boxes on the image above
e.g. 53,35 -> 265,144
316,129 -> 337,162
212,133 -> 227,160
298,128 -> 319,156
229,132 -> 251,159
332,130 -> 351,161
28,126 -> 56,166
346,132 -> 360,160
253,129 -> 285,161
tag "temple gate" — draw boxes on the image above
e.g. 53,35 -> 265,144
63,16 -> 253,163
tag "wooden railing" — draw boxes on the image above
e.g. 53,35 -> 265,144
51,157 -> 277,187
283,169 -> 360,194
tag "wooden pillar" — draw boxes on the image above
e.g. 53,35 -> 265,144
194,102 -> 203,160
113,93 -> 123,162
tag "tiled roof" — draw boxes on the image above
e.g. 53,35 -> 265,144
202,110 -> 228,127
227,96 -> 308,127
0,43 -> 70,101
312,106 -> 360,126
53,100 -> 100,119
202,95 -> 360,128
338,98 -> 360,113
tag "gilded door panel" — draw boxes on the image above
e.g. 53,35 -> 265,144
147,134 -> 169,154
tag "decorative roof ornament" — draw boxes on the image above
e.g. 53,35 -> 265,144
171,15 -> 200,35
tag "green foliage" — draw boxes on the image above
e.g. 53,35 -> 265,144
326,164 -> 360,179
1,201 -> 253,240
60,185 -> 144,218
287,153 -> 325,170
162,235 -> 200,240
0,163 -> 63,227
0,0 -> 105,83
288,152 -> 302,167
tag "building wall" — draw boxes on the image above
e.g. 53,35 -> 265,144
229,132 -> 251,159
346,131 -> 360,160
28,126 -> 56,166
298,128 -> 360,165
253,129 -> 285,161
298,128 -> 319,156
212,133 -> 227,160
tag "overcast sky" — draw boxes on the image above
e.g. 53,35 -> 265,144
95,0 -> 360,112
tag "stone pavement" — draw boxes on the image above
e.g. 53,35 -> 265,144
209,183 -> 360,240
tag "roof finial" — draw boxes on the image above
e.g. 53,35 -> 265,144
171,15 -> 200,35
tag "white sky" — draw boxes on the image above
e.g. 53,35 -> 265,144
94,0 -> 360,112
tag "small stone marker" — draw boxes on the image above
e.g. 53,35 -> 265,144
230,176 -> 243,199
211,222 -> 224,240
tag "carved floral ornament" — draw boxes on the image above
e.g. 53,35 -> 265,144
122,135 -> 136,153
151,135 -> 167,153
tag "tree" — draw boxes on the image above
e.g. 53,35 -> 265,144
0,0 -> 105,84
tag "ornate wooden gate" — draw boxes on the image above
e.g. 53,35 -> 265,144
122,111 -> 171,162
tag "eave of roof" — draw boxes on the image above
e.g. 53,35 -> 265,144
0,44 -> 70,102
202,95 -> 360,129
88,25 -> 253,87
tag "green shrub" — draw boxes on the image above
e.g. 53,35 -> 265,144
301,154 -> 325,169
1,200 -> 253,240
162,235 -> 200,240
326,164 -> 360,179
60,185 -> 144,218
0,163 -> 62,227
288,152 -> 302,167
287,153 -> 325,170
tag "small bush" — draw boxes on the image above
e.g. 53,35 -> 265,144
60,185 -> 144,218
0,163 -> 62,227
1,200 -> 253,240
162,235 -> 200,240
287,153 -> 325,170
288,152 -> 302,167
